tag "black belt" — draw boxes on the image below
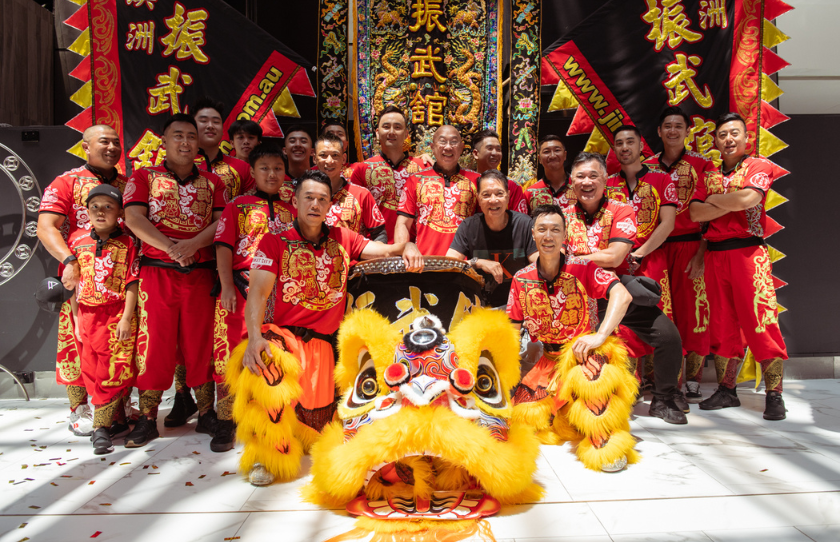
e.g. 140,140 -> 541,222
140,256 -> 216,274
543,343 -> 563,353
284,326 -> 335,344
707,236 -> 765,252
210,269 -> 250,298
664,233 -> 702,243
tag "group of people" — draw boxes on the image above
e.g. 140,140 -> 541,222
35,99 -> 787,474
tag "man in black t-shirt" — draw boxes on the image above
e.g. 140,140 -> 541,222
447,170 -> 537,307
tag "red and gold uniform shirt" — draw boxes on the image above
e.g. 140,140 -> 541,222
277,174 -> 297,205
197,151 -> 254,203
123,164 -> 226,263
251,222 -> 369,335
350,153 -> 424,241
69,229 -> 140,307
398,166 -> 479,256
325,181 -> 386,236
473,177 -> 528,214
691,156 -> 774,242
214,193 -> 296,271
562,198 -> 637,273
645,150 -> 715,237
507,256 -> 619,345
606,165 -> 678,246
39,165 -> 128,243
524,179 -> 577,213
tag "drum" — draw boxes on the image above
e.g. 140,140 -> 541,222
347,256 -> 485,334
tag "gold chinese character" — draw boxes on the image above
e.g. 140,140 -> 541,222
160,3 -> 209,63
426,92 -> 447,126
410,46 -> 446,83
128,130 -> 163,170
664,53 -> 713,108
699,0 -> 728,30
126,22 -> 155,54
686,116 -> 721,165
642,0 -> 702,52
125,0 -> 158,9
147,66 -> 193,115
409,0 -> 446,33
409,90 -> 427,124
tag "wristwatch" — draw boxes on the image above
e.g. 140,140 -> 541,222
62,254 -> 78,266
467,257 -> 478,268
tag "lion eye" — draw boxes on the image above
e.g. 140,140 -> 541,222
361,377 -> 378,398
476,375 -> 494,393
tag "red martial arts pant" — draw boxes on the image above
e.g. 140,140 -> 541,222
212,288 -> 247,385
135,267 -> 215,390
55,300 -> 85,387
641,240 -> 710,356
705,245 -> 787,361
78,302 -> 136,406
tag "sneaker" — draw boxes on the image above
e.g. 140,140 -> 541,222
164,391 -> 198,427
699,385 -> 740,410
109,422 -> 131,440
685,381 -> 703,403
91,427 -> 114,455
673,391 -> 690,413
210,419 -> 236,453
249,463 -> 274,486
649,397 -> 688,424
196,409 -> 218,437
68,404 -> 94,436
764,391 -> 786,420
601,456 -> 628,473
124,415 -> 159,448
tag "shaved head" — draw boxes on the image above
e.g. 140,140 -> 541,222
433,125 -> 461,142
82,124 -> 117,143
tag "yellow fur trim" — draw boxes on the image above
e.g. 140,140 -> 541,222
336,309 -> 402,393
511,397 -> 554,431
536,429 -> 563,445
433,458 -> 473,492
239,438 -> 304,481
449,308 -> 521,394
305,407 -> 540,504
495,482 -> 544,505
575,430 -> 640,472
295,420 -> 323,453
225,339 -> 303,410
234,402 -> 298,445
299,483 -> 348,509
558,365 -> 638,404
552,405 -> 583,442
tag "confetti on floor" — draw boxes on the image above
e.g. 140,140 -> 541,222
90,531 -> 102,538
185,481 -> 194,486
221,471 -> 234,476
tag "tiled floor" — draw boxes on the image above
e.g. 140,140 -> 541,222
2,381 -> 840,542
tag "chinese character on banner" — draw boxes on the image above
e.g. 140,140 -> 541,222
128,130 -> 164,170
409,0 -> 446,33
126,0 -> 158,9
126,22 -> 155,54
642,0 -> 703,52
410,47 -> 447,83
147,66 -> 193,115
664,53 -> 713,108
426,91 -> 447,125
410,90 -> 426,124
160,2 -> 210,64
699,0 -> 728,30
686,116 -> 721,165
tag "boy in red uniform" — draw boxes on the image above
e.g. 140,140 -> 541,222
321,121 -> 356,179
644,107 -> 715,401
69,184 -> 140,454
314,133 -> 386,241
350,105 -> 425,242
228,119 -> 262,162
470,129 -> 528,214
211,143 -> 295,452
124,114 -> 227,447
524,136 -> 576,212
689,112 -> 788,420
395,125 -> 479,256
277,126 -> 315,204
37,124 -> 128,436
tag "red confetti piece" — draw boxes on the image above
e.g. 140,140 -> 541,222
18,523 -> 27,528
58,462 -> 66,466
88,481 -> 95,485
221,471 -> 234,476
142,466 -> 149,470
50,483 -> 58,486
99,503 -> 111,506
185,482 -> 193,486
224,538 -> 240,541
109,462 -> 116,466
760,469 -> 768,472
192,451 -> 201,455
28,506 -> 40,509
61,475 -> 72,478
90,531 -> 102,538
152,465 -> 159,469
198,475 -> 206,479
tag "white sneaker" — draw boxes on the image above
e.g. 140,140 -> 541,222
601,456 -> 628,473
248,463 -> 275,486
68,404 -> 94,436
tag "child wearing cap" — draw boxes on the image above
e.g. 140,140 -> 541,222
67,184 -> 141,454
210,143 -> 295,452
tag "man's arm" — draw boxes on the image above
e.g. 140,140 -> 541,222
125,206 -> 176,253
689,200 -> 729,223
580,240 -> 632,269
705,189 -> 762,212
360,241 -> 424,271
216,245 -> 237,312
573,282 -> 632,361
632,206 -> 676,258
241,269 -> 277,375
685,240 -> 707,280
393,215 -> 414,244
37,213 -> 81,289
168,211 -> 223,265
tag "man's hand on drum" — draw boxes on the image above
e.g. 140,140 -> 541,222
572,332 -> 608,363
402,242 -> 424,272
242,336 -> 274,376
474,259 -> 504,284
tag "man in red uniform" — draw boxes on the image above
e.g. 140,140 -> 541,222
644,107 -> 715,402
689,112 -> 788,420
241,170 -> 423,485
277,126 -> 315,204
350,105 -> 425,242
124,114 -> 227,447
564,152 -> 687,424
212,143 -> 295,452
524,135 -> 576,212
470,129 -> 528,214
194,97 -> 254,203
395,125 -> 479,256
314,134 -> 386,241
228,119 -> 262,162
37,124 -> 128,437
321,121 -> 356,179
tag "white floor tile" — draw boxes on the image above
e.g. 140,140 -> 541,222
703,526 -> 815,541
610,533 -> 712,542
233,509 -> 357,542
488,503 -> 608,538
793,524 -> 840,542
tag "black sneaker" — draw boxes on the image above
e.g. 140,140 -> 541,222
764,391 -> 786,420
91,428 -> 114,455
196,409 -> 218,437
125,415 -> 159,448
685,381 -> 703,403
699,385 -> 740,410
210,419 -> 236,453
673,391 -> 690,413
164,391 -> 198,427
649,397 -> 688,424
109,422 -> 131,440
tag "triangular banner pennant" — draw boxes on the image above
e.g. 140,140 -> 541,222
67,139 -> 87,160
777,302 -> 787,314
758,127 -> 788,157
68,56 -> 91,82
540,57 -> 561,85
68,0 -> 87,5
272,86 -> 301,118
547,83 -> 578,112
259,108 -> 284,138
772,275 -> 788,290
761,74 -> 783,103
765,0 -> 794,21
567,107 -> 595,136
763,20 -> 790,48
769,162 -> 790,182
68,29 -> 91,57
584,129 -> 610,155
765,189 -> 788,211
736,349 -> 760,388
762,47 -> 790,76
69,80 -> 92,108
764,216 -> 784,238
64,5 -> 89,31
760,101 -> 790,130
287,67 -> 316,97
767,245 -> 786,263
65,107 -> 93,133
